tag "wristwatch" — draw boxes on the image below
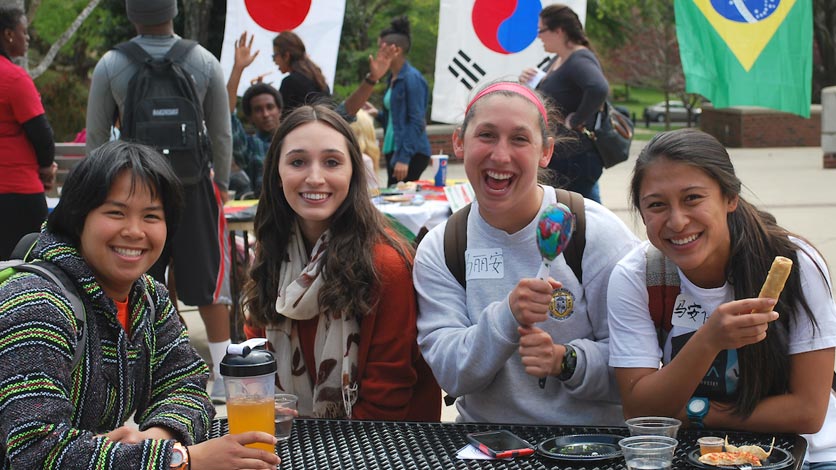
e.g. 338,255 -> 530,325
169,442 -> 189,470
557,344 -> 577,381
687,396 -> 709,429
364,73 -> 379,86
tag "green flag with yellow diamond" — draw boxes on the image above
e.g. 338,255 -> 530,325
675,0 -> 812,117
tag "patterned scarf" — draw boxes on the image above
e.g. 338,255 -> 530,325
266,225 -> 359,418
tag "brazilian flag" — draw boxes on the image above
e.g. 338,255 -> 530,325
675,0 -> 812,117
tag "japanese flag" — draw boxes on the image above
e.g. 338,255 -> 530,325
431,0 -> 586,124
220,0 -> 346,97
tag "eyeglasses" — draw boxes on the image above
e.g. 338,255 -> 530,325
537,27 -> 550,34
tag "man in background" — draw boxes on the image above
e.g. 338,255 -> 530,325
85,0 -> 233,403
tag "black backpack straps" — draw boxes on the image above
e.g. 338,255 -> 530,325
444,191 -> 585,287
114,40 -> 153,65
443,203 -> 472,289
555,188 -> 586,283
10,232 -> 41,261
16,261 -> 87,370
164,39 -> 198,64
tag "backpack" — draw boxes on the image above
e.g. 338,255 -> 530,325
115,39 -> 211,185
644,246 -> 836,391
444,188 -> 586,288
0,233 -> 87,370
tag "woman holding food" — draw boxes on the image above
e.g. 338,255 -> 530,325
607,128 -> 836,466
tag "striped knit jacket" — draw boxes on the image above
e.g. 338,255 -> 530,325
0,232 -> 214,469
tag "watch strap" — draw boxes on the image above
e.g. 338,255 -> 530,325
557,344 -> 577,381
687,397 -> 708,429
364,73 -> 378,86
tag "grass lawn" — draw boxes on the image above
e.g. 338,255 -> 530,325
609,85 -> 699,140
611,84 -> 667,119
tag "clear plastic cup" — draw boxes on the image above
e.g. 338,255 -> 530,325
625,416 -> 682,438
698,436 -> 724,455
274,393 -> 298,442
619,436 -> 678,470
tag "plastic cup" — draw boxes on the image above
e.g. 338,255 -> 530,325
619,436 -> 678,470
274,393 -> 298,442
625,416 -> 681,438
698,436 -> 724,455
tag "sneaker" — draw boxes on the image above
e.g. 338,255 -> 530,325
209,377 -> 226,404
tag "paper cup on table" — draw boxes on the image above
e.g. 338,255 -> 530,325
274,393 -> 298,442
619,436 -> 678,470
625,416 -> 681,438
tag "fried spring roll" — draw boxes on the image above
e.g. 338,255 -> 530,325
751,256 -> 792,313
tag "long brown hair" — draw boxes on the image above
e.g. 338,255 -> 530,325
273,31 -> 328,92
244,105 -> 411,327
630,128 -> 826,417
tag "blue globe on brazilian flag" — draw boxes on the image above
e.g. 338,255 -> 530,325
675,0 -> 812,117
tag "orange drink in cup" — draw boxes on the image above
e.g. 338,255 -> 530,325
221,339 -> 278,452
227,397 -> 275,451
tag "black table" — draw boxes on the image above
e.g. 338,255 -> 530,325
208,418 -> 807,470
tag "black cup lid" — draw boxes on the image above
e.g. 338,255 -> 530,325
220,338 -> 277,377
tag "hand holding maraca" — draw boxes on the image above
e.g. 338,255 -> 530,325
524,203 -> 575,388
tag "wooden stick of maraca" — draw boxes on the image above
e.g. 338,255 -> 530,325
534,203 -> 575,388
751,256 -> 793,313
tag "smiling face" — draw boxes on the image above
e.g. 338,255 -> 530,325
248,93 -> 281,133
455,93 -> 554,233
278,121 -> 352,246
638,158 -> 738,288
79,170 -> 166,301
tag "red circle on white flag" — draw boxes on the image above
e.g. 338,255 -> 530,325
244,0 -> 311,32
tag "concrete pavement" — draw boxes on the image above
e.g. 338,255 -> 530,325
182,142 -> 836,422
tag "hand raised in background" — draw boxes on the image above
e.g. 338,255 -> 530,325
233,31 -> 259,71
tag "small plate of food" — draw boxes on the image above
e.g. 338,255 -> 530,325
688,437 -> 794,470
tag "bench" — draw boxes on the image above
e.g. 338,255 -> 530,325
50,142 -> 85,197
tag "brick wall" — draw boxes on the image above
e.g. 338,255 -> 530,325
700,105 -> 821,147
427,125 -> 457,158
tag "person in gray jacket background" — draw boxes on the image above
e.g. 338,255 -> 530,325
85,0 -> 234,403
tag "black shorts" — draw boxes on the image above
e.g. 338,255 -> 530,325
150,176 -> 231,306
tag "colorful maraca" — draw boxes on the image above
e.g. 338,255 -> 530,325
535,203 -> 575,280
534,202 -> 575,389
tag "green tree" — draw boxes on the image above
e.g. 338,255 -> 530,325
334,0 -> 438,103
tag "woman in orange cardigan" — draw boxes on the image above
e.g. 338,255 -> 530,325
243,105 -> 439,421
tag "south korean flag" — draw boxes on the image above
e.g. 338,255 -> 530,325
431,0 -> 586,124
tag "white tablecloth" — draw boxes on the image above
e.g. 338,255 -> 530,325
373,198 -> 451,236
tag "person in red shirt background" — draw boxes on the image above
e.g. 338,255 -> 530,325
0,7 -> 56,259
243,104 -> 440,421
